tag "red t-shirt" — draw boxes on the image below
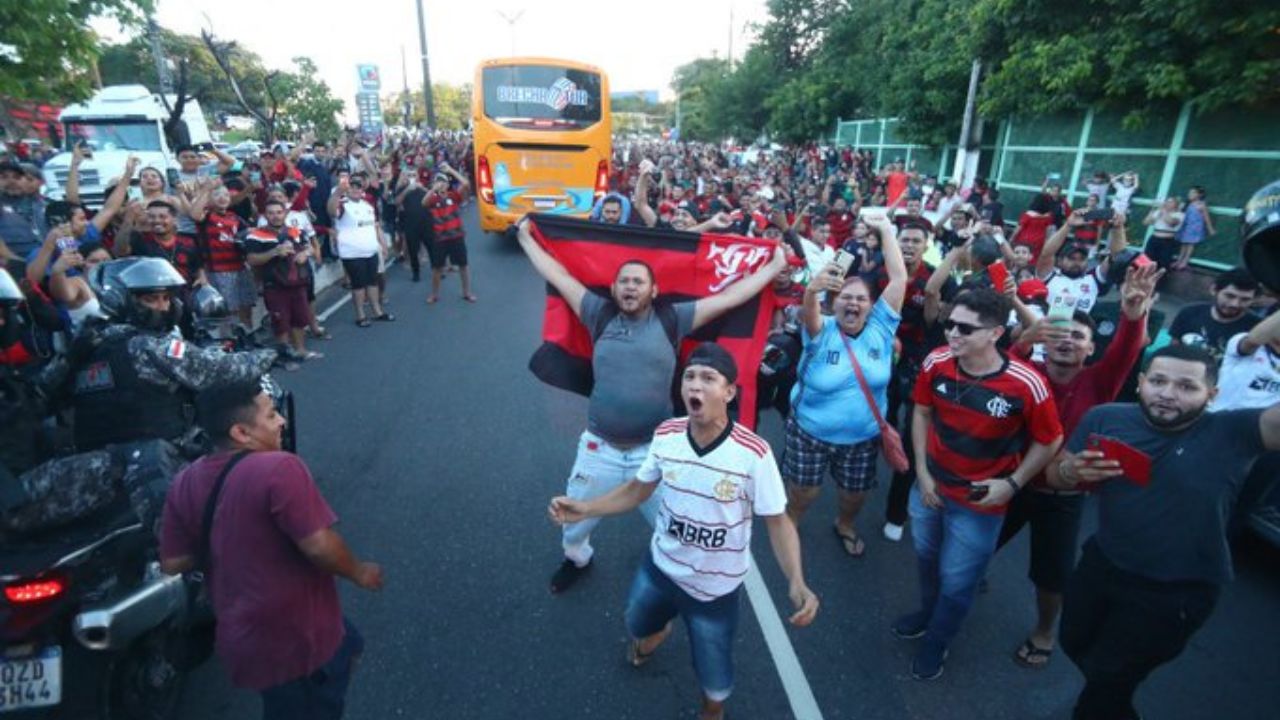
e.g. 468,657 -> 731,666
886,172 -> 909,205
826,211 -> 855,248
1013,313 -> 1147,489
912,349 -> 1064,514
1013,213 -> 1055,261
160,451 -> 343,691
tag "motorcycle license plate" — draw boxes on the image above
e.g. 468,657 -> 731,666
0,646 -> 61,712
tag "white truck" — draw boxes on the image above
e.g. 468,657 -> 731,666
40,84 -> 213,207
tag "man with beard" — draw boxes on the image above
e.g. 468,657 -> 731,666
1168,268 -> 1260,359
516,218 -> 787,593
245,200 -> 320,364
1049,344 -> 1280,720
1035,209 -> 1129,315
994,262 -> 1161,670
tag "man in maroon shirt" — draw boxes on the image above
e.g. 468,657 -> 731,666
160,380 -> 382,718
995,261 -> 1161,669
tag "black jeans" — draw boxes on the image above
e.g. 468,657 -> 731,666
884,360 -> 920,526
1060,541 -> 1219,720
403,225 -> 433,276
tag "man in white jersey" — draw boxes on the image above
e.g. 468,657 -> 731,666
327,171 -> 392,327
550,343 -> 819,720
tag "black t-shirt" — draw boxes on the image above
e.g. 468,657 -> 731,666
399,186 -> 432,234
1069,403 -> 1266,584
1168,302 -> 1260,360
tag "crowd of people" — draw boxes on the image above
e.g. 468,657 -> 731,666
2,128 -> 1278,720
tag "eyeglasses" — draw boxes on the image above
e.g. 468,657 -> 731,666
943,319 -> 996,336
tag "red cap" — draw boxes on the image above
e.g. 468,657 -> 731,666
1017,279 -> 1049,302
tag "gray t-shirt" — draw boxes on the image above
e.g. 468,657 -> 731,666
1068,403 -> 1265,584
579,292 -> 695,445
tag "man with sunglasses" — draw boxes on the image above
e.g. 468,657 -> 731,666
993,262 -> 1160,670
895,287 -> 1064,680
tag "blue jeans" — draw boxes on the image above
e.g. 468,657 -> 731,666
908,486 -> 1004,647
260,618 -> 364,720
625,553 -> 740,702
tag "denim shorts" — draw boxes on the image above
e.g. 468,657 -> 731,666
624,553 -> 740,702
259,618 -> 364,720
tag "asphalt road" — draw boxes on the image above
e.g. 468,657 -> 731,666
179,207 -> 1280,720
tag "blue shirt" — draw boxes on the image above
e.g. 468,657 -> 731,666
790,299 -> 901,444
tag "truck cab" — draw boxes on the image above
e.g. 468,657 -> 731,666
40,85 -> 212,207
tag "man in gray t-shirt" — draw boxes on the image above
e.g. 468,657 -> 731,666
1047,344 -> 1280,720
516,219 -> 786,593
174,144 -> 236,236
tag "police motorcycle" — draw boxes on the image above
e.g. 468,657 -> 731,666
0,259 -> 278,719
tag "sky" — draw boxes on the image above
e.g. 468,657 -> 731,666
95,0 -> 769,121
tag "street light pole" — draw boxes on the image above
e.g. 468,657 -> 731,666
414,0 -> 436,128
496,9 -> 525,58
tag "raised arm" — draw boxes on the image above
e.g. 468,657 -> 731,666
924,243 -> 964,322
691,245 -> 787,331
1237,303 -> 1280,357
515,218 -> 589,318
93,156 -> 140,231
66,144 -> 88,206
633,169 -> 657,227
211,145 -> 237,174
1036,213 -> 1077,278
868,214 -> 906,312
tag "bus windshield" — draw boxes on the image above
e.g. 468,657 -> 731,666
63,120 -> 163,153
481,65 -> 602,130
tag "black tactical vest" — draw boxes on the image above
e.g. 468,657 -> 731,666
71,330 -> 190,451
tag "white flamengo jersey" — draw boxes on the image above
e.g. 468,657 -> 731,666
637,418 -> 787,601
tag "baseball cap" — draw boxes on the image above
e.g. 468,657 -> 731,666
18,163 -> 42,181
1057,242 -> 1090,258
685,342 -> 738,384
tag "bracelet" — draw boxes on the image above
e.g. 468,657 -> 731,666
1003,476 -> 1021,494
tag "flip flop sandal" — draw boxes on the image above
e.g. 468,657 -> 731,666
1013,638 -> 1054,669
426,296 -> 439,304
356,318 -> 372,328
833,525 -> 867,558
308,327 -> 333,340
374,312 -> 396,322
627,623 -> 672,668
463,294 -> 478,303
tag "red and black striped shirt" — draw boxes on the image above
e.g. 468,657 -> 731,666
199,211 -> 245,273
130,232 -> 203,284
912,348 -> 1063,514
425,190 -> 465,242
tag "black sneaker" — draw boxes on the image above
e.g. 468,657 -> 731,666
550,559 -> 591,594
911,641 -> 949,681
891,611 -> 929,640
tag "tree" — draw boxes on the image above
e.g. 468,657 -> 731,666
0,0 -> 153,102
273,58 -> 344,140
381,83 -> 472,130
201,30 -> 284,143
670,57 -> 731,141
972,0 -> 1280,128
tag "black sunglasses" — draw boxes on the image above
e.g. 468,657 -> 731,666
943,319 -> 996,336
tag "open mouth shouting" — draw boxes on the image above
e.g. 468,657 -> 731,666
686,395 -> 705,415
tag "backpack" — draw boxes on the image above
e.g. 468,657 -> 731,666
587,296 -> 680,351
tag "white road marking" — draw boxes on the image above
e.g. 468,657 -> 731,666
744,552 -> 824,720
315,258 -> 399,322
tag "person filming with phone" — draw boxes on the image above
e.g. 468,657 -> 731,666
1047,344 -> 1280,720
781,213 -> 906,559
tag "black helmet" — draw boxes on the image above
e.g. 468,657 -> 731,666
1242,179 -> 1280,291
191,284 -> 228,319
89,257 -> 186,330
0,267 -> 20,307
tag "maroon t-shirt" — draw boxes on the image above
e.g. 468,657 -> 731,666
160,451 -> 343,690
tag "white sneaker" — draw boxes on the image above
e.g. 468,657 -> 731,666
883,522 -> 905,542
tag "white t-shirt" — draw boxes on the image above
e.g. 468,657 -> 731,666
258,209 -> 316,238
637,418 -> 787,601
1213,333 -> 1280,411
1043,266 -> 1108,314
332,197 -> 379,259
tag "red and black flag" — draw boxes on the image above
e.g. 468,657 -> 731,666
525,214 -> 778,430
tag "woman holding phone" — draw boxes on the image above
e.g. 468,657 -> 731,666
781,213 -> 908,557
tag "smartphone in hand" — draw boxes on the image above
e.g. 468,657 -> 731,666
833,249 -> 856,277
987,260 -> 1010,292
1087,434 -> 1152,486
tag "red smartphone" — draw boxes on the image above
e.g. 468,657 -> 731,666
987,261 -> 1010,292
1132,253 -> 1154,269
1087,434 -> 1153,487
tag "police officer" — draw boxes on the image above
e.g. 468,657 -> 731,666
67,257 -> 277,453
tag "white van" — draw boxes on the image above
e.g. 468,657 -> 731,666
41,85 -> 213,207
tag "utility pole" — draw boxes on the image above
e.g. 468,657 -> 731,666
497,9 -> 524,58
401,45 -> 413,126
146,17 -> 173,94
951,58 -> 982,186
727,3 -> 734,68
414,0 -> 437,128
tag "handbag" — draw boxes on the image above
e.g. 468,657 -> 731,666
840,335 -> 911,473
176,450 -> 250,670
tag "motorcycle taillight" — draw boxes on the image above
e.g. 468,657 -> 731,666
4,578 -> 65,604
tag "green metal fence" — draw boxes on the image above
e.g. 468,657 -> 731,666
834,106 -> 1280,269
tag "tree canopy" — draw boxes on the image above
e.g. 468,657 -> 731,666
671,0 -> 1279,145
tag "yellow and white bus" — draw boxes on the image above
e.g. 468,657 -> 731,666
471,58 -> 611,233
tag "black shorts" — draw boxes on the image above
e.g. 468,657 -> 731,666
341,255 -> 380,290
997,489 -> 1084,593
428,240 -> 467,269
